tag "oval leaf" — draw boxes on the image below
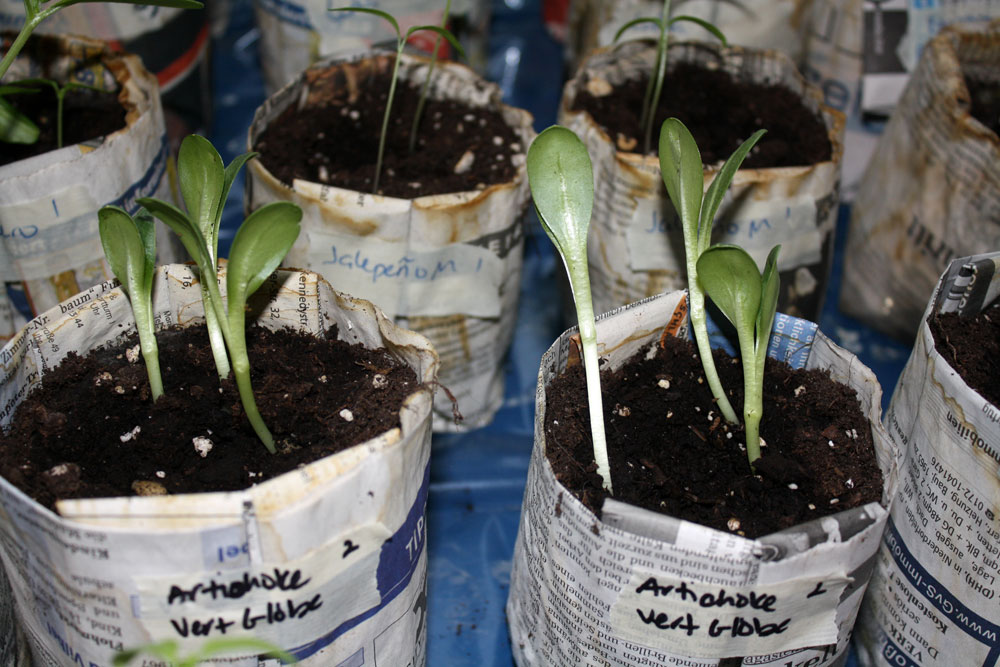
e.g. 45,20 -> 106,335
756,244 -> 781,353
178,135 -> 225,250
0,97 -> 39,144
227,202 -> 303,304
137,196 -> 210,268
527,125 -> 594,264
98,206 -> 145,299
658,118 -> 704,238
697,244 -> 762,334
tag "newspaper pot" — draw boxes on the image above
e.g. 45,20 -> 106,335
0,33 -> 178,344
0,3 -> 211,139
245,51 -> 534,431
855,252 -> 1000,666
561,40 -> 845,321
0,265 -> 438,666
839,20 -> 1000,342
507,291 -> 900,666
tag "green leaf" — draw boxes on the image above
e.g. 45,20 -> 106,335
696,244 -> 762,335
137,196 -> 210,268
666,15 -> 728,45
0,96 -> 39,144
612,16 -> 662,43
227,202 -> 302,304
178,135 -> 225,251
98,206 -> 146,299
756,244 -> 781,353
698,129 -> 765,250
406,24 -> 466,60
52,0 -> 202,10
527,126 -> 594,267
658,118 -> 704,239
330,6 -> 400,37
134,208 -> 157,289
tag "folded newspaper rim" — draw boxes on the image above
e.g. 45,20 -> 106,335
0,265 -> 438,666
245,50 -> 534,432
560,39 -> 845,323
0,32 -> 179,344
507,290 -> 899,665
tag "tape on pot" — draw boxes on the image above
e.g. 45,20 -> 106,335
840,21 -> 1000,342
0,265 -> 438,666
507,290 -> 899,666
560,40 -> 845,322
0,33 -> 179,344
855,251 -> 1000,667
245,51 -> 534,432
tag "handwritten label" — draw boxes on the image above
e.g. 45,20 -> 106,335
0,184 -> 99,281
136,522 -> 389,650
609,571 -> 849,658
626,195 -> 820,274
307,229 -> 504,319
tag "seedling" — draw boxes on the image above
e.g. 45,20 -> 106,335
114,638 -> 296,666
698,244 -> 780,466
137,135 -> 303,454
98,206 -> 163,400
613,0 -> 726,155
0,0 -> 201,83
409,0 -> 452,154
528,125 -> 612,494
658,117 -> 775,469
330,5 -> 464,193
0,78 -> 114,147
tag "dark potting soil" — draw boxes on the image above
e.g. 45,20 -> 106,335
544,335 -> 884,538
572,62 -> 832,168
0,324 -> 420,511
254,65 -> 522,199
929,300 -> 1000,407
0,84 -> 126,167
966,78 -> 1000,136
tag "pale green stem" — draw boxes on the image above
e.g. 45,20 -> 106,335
688,288 -> 738,424
409,0 -> 451,154
373,46 -> 404,193
642,0 -> 671,155
201,280 -> 231,378
0,11 -> 46,81
133,300 -> 163,401
740,334 -> 762,466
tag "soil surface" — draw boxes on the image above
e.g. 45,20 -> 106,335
966,78 -> 1000,136
0,82 -> 125,167
254,65 -> 523,198
929,301 -> 1000,406
544,335 -> 884,538
572,61 -> 832,167
0,324 -> 421,511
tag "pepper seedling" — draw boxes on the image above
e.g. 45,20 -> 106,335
527,125 -> 612,494
409,0 -> 452,154
138,135 -> 303,454
613,0 -> 726,155
330,5 -> 464,193
98,205 -> 163,401
0,78 -> 114,147
114,638 -> 296,666
697,244 -> 780,467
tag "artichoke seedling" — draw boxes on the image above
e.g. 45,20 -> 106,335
658,117 -> 777,469
135,135 -> 303,454
528,125 -> 612,494
613,0 -> 726,155
330,5 -> 464,193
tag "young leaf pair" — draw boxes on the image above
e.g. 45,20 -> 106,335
330,5 -> 464,194
0,79 -> 113,146
659,117 -> 779,467
99,135 -> 302,454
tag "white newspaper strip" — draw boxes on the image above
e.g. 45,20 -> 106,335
507,290 -> 899,666
561,40 -> 843,323
0,265 -> 438,666
246,51 -> 534,431
856,253 -> 1000,667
